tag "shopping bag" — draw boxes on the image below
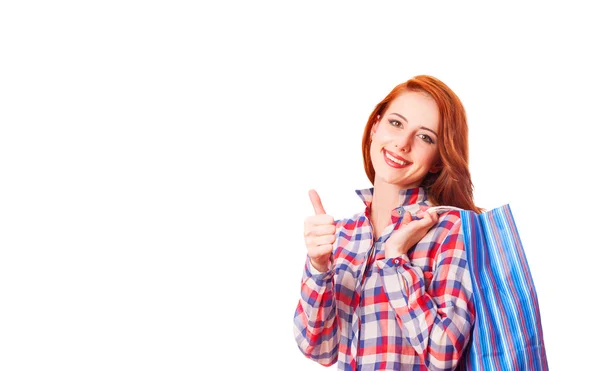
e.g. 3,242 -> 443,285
457,205 -> 549,371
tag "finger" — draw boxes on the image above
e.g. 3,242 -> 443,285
418,210 -> 438,228
309,244 -> 333,259
416,205 -> 430,217
403,211 -> 428,229
305,224 -> 336,237
309,189 -> 326,215
401,211 -> 413,225
314,234 -> 336,246
421,210 -> 433,225
305,214 -> 335,227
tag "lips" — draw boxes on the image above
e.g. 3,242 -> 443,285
383,149 -> 412,168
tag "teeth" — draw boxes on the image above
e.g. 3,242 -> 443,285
385,151 -> 408,165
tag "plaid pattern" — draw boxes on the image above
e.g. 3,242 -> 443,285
294,187 -> 475,370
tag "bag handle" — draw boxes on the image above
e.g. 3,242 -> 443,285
426,205 -> 463,214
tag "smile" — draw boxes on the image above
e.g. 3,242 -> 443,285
383,149 -> 411,168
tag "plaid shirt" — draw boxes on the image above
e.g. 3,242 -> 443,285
294,187 -> 475,370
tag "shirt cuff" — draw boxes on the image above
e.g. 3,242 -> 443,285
308,259 -> 328,274
375,253 -> 410,269
303,256 -> 334,283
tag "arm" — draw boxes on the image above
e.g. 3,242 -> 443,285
293,258 -> 339,366
293,218 -> 344,366
376,213 -> 475,370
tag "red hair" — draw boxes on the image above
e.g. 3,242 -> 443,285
361,75 -> 483,213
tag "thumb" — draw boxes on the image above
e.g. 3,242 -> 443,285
308,189 -> 327,215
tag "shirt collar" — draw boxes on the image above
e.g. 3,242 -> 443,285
355,186 -> 428,210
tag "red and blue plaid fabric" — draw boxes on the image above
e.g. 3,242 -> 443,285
457,205 -> 548,370
294,187 -> 476,370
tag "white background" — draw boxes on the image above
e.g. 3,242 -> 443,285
1,1 -> 599,370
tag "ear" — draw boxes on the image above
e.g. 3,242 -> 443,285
372,115 -> 381,134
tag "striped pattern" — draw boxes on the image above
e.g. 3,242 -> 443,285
457,205 -> 548,370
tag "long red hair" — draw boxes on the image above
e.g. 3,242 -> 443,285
362,75 -> 483,213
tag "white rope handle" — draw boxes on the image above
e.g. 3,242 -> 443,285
426,205 -> 463,214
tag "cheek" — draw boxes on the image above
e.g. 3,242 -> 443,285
370,135 -> 383,153
369,145 -> 380,162
371,131 -> 393,147
369,142 -> 386,168
423,149 -> 440,167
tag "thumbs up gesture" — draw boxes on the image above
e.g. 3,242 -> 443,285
304,189 -> 336,272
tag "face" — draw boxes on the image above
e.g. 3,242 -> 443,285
369,91 -> 441,189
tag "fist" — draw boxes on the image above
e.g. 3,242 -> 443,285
304,189 -> 336,272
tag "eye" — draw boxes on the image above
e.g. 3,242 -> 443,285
388,119 -> 403,128
418,134 -> 435,144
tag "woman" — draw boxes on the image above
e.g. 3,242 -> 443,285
294,75 -> 482,370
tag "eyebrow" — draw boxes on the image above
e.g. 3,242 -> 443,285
390,112 -> 438,137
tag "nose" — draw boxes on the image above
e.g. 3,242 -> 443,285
393,132 -> 411,153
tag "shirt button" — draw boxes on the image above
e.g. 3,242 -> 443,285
393,258 -> 400,264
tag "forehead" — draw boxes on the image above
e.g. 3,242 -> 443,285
384,91 -> 440,129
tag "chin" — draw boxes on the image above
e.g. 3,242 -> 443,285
377,173 -> 402,185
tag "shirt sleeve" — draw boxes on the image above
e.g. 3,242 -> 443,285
375,213 -> 475,370
293,219 -> 344,366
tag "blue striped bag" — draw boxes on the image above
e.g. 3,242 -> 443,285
456,205 -> 549,370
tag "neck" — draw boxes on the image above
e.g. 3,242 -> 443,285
371,178 -> 405,224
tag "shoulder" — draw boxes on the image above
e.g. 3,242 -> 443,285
334,211 -> 364,231
427,210 -> 465,256
435,210 -> 462,232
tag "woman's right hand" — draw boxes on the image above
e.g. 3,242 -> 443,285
304,189 -> 336,272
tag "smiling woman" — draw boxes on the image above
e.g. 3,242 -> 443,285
294,75 -> 483,370
293,75 -> 548,370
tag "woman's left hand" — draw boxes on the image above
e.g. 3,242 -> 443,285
384,207 -> 439,259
